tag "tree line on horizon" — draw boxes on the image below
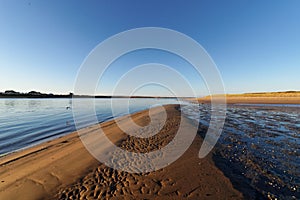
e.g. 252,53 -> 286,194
0,90 -> 178,98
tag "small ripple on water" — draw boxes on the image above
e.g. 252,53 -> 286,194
0,98 -> 179,155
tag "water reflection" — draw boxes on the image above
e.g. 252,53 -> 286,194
28,99 -> 41,111
0,98 -> 178,156
4,99 -> 16,110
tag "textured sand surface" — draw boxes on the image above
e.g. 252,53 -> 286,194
0,105 -> 242,200
195,91 -> 300,104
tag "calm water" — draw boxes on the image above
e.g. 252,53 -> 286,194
0,98 -> 178,156
183,103 -> 300,199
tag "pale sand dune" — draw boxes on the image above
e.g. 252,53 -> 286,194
0,105 -> 242,199
194,91 -> 300,104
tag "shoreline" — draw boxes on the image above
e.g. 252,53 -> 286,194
0,104 -> 243,199
194,91 -> 300,104
195,97 -> 300,104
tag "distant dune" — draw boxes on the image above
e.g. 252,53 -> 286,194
223,91 -> 300,97
195,91 -> 300,104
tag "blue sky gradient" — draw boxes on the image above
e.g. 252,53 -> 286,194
0,0 -> 299,96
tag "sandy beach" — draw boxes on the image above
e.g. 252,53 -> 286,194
195,91 -> 300,104
0,105 -> 242,200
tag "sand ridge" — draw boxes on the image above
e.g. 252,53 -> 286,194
0,105 -> 242,199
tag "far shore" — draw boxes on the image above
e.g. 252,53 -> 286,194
0,95 -> 177,99
194,91 -> 300,104
0,104 -> 243,199
1,90 -> 299,104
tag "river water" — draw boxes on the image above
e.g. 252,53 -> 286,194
0,98 -> 178,156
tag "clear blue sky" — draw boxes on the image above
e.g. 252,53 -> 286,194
0,0 -> 299,96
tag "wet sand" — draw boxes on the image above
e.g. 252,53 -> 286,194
0,105 -> 242,200
183,103 -> 300,199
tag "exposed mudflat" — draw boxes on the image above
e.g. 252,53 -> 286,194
183,103 -> 300,199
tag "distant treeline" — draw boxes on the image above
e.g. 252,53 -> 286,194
0,90 -> 73,98
0,90 -> 177,99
